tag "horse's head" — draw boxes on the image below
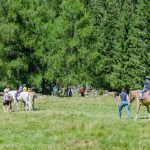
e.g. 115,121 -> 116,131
129,91 -> 139,103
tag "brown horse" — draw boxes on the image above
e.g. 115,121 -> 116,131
129,90 -> 150,120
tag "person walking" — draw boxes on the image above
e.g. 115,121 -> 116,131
117,88 -> 130,119
3,88 -> 11,112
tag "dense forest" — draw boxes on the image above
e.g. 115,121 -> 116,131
0,0 -> 149,93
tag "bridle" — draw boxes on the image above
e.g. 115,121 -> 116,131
129,92 -> 137,103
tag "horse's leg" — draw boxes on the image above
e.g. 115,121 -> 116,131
13,98 -> 19,111
29,95 -> 34,111
20,101 -> 25,111
9,99 -> 13,111
32,98 -> 34,110
6,105 -> 9,112
22,100 -> 27,111
9,102 -> 12,110
26,103 -> 29,111
3,105 -> 6,112
16,102 -> 19,111
28,97 -> 32,111
23,101 -> 26,108
146,106 -> 150,120
25,101 -> 29,111
135,100 -> 141,120
29,101 -> 32,111
28,93 -> 35,111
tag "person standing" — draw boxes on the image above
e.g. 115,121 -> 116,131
80,87 -> 86,97
117,88 -> 130,119
3,88 -> 11,112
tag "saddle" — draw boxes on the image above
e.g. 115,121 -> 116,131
17,93 -> 21,96
143,91 -> 150,99
139,91 -> 150,104
15,92 -> 21,101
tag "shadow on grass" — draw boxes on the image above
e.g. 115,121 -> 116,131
9,107 -> 48,112
139,117 -> 149,120
33,108 -> 46,111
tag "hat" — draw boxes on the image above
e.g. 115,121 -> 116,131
145,76 -> 150,80
4,88 -> 10,93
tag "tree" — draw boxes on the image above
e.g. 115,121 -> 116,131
45,0 -> 95,86
126,0 -> 150,89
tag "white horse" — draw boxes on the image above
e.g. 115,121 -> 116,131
8,91 -> 36,111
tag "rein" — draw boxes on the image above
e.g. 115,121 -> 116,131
129,91 -> 139,103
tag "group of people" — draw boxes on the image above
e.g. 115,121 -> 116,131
117,76 -> 150,119
52,85 -> 73,97
3,76 -> 150,115
3,83 -> 33,112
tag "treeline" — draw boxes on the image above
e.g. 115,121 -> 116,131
0,0 -> 149,92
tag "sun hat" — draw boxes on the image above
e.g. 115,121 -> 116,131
4,88 -> 10,93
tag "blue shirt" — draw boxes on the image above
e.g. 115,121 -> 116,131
144,79 -> 150,90
119,92 -> 128,102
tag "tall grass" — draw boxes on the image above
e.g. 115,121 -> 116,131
0,95 -> 150,150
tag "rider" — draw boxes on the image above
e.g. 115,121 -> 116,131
23,84 -> 27,91
140,76 -> 150,100
15,83 -> 23,102
117,88 -> 130,119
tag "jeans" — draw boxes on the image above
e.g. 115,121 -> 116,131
141,88 -> 148,96
118,101 -> 130,119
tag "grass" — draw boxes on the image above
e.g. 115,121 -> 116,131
0,95 -> 150,150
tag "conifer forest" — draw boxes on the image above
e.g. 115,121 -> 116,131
0,0 -> 149,92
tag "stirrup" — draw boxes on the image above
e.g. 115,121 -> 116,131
139,96 -> 144,100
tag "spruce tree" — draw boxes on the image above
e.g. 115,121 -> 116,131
126,0 -> 150,89
45,0 -> 94,85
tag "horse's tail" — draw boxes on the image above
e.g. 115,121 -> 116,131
33,92 -> 38,98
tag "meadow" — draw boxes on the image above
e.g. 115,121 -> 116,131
0,94 -> 150,150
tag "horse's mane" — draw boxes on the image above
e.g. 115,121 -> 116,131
130,90 -> 140,94
9,90 -> 16,94
129,90 -> 140,100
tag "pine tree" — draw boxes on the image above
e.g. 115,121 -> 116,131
108,0 -> 135,90
45,0 -> 95,85
126,0 -> 150,90
89,0 -> 119,89
0,0 -> 149,91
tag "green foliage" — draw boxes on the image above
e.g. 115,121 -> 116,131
98,89 -> 104,95
0,0 -> 149,92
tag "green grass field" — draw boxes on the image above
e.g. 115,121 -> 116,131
0,95 -> 150,150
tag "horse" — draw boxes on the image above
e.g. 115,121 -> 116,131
129,90 -> 150,120
8,91 -> 36,111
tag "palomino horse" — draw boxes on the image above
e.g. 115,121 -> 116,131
129,90 -> 150,120
8,91 -> 36,111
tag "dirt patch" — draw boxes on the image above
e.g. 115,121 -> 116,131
71,140 -> 98,148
